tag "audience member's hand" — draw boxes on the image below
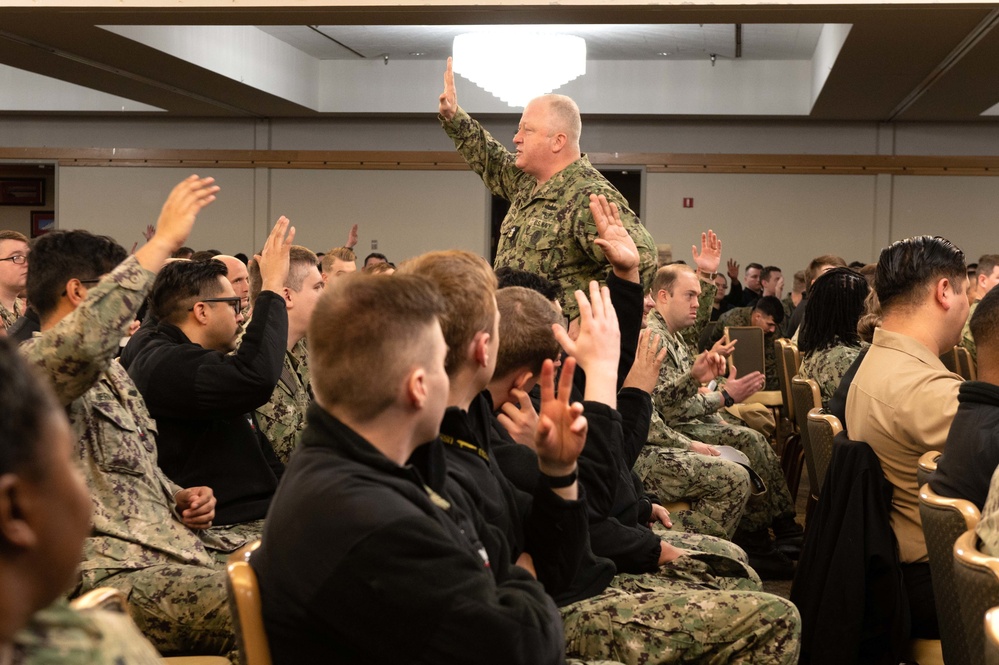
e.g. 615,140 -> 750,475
649,503 -> 673,529
622,328 -> 667,394
175,486 -> 216,530
659,541 -> 683,566
346,223 -> 358,249
692,230 -> 722,276
727,258 -> 740,281
496,380 -> 540,448
136,175 -> 218,273
142,224 -> 156,242
553,281 -> 620,407
533,357 -> 586,478
515,551 -> 537,579
127,319 -> 141,337
722,364 -> 765,403
710,335 -> 737,358
690,441 -> 720,456
774,273 -> 785,298
690,350 -> 725,384
439,57 -> 458,121
256,216 -> 296,294
591,193 -> 640,283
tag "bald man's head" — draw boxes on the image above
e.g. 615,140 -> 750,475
215,255 -> 250,310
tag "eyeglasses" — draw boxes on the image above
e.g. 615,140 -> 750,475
0,255 -> 27,265
60,278 -> 101,297
190,296 -> 242,317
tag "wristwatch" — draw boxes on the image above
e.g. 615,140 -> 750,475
721,390 -> 735,408
698,269 -> 717,281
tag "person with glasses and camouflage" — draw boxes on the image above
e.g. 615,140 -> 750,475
0,230 -> 29,334
127,215 -> 294,547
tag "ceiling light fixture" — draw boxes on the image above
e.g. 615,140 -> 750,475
453,31 -> 586,108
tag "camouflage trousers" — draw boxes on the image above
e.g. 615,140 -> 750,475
634,446 -> 751,539
561,573 -> 802,664
674,421 -> 796,533
651,523 -> 761,592
205,519 -> 265,566
81,564 -> 234,658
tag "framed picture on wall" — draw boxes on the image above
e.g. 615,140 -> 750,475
0,179 -> 45,206
30,211 -> 55,238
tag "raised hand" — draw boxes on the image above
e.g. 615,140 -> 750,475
591,193 -> 639,283
623,328 -> 667,394
439,57 -> 458,121
690,350 -> 725,384
135,174 -> 218,273
346,223 -> 358,249
727,258 -> 740,281
553,281 -> 620,407
534,357 -> 587,478
496,380 -> 540,448
256,216 -> 296,294
692,230 -> 722,276
142,224 -> 156,242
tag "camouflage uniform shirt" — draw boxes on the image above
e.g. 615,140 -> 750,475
799,342 -> 866,411
1,296 -> 24,331
442,106 -> 657,318
255,338 -> 313,464
961,299 -> 978,365
20,256 -> 238,575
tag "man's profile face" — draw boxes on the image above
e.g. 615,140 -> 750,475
0,239 -> 29,293
204,277 -> 243,353
657,271 -> 701,333
414,321 -> 451,444
289,265 -> 325,333
218,257 -> 250,311
513,99 -> 553,178
979,266 -> 999,298
744,266 -> 762,292
751,310 -> 778,335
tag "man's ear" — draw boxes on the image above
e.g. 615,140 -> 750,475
0,474 -> 38,550
406,367 -> 428,409
282,287 -> 294,309
190,302 -> 211,325
550,131 -> 567,153
472,331 -> 491,369
63,279 -> 87,308
936,277 -> 955,310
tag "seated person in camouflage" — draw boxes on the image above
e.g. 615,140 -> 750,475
437,57 -> 656,319
128,218 -> 295,536
706,295 -> 784,391
797,268 -> 870,410
960,254 -> 999,365
19,176 -> 240,657
648,264 -> 803,579
245,245 -> 321,463
0,230 -> 28,334
0,337 -> 166,665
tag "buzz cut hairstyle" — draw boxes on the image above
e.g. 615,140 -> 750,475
320,246 -> 356,275
494,286 -> 562,379
761,266 -> 782,281
541,94 -> 582,147
651,263 -> 694,298
753,295 -> 785,325
792,271 -> 807,293
308,273 -> 445,422
874,235 -> 966,312
805,254 -> 848,294
0,230 -> 28,244
248,246 -> 318,305
976,254 -> 999,280
396,250 -> 498,378
746,262 -> 764,272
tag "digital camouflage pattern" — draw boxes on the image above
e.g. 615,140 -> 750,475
255,338 -> 312,464
977,464 -> 999,557
798,342 -> 866,410
442,106 -> 657,318
11,600 -> 163,665
709,305 -> 780,391
961,299 -> 978,365
646,309 -> 796,532
0,296 -> 23,331
19,256 -> 238,657
562,573 -> 801,665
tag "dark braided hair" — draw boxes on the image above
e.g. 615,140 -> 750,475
799,267 -> 870,354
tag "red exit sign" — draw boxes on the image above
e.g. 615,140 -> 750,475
683,197 -> 694,208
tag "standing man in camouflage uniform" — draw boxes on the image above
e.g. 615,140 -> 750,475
438,58 -> 657,318
19,175 -> 241,657
647,264 -> 803,579
0,230 -> 28,334
248,246 -> 322,463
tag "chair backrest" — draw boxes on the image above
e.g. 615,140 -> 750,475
725,326 -> 766,378
986,606 -> 999,665
226,540 -> 271,665
940,346 -> 959,375
953,529 -> 999,665
917,450 -> 942,489
791,377 -> 822,498
919,485 -> 982,665
775,338 -> 794,421
70,587 -> 129,613
955,346 -> 978,381
805,409 -> 841,494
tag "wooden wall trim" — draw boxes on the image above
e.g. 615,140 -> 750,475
3,147 -> 999,176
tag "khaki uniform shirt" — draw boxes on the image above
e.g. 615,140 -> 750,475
846,328 -> 962,563
442,106 -> 657,318
20,257 -> 238,574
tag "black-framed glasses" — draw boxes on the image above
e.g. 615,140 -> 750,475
0,254 -> 27,265
60,278 -> 101,297
189,296 -> 242,317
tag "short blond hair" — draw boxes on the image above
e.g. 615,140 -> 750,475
320,246 -> 356,275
